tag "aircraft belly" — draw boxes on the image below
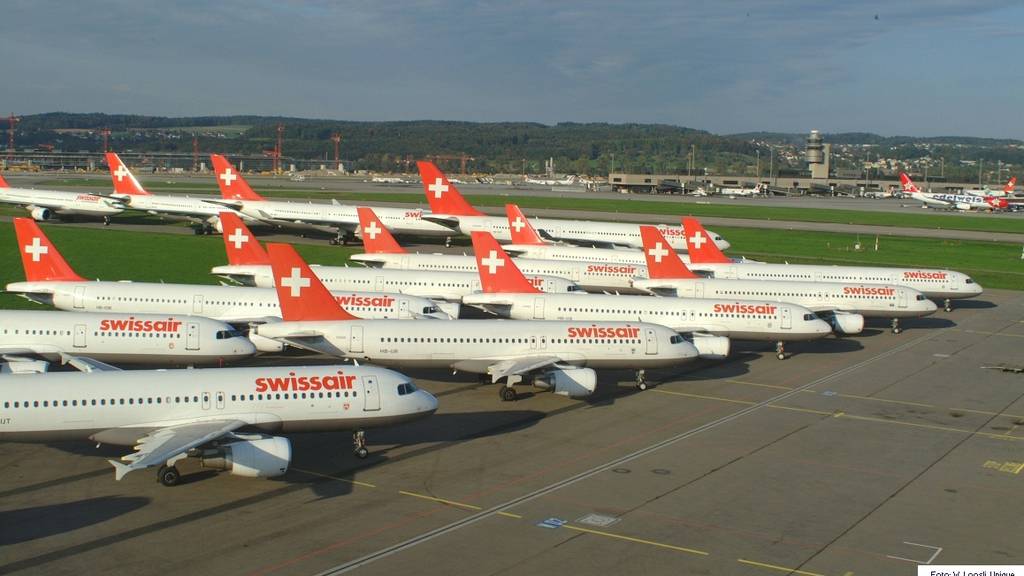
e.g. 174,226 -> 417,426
281,413 -> 425,433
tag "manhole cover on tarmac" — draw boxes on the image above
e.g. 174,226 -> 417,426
577,513 -> 620,527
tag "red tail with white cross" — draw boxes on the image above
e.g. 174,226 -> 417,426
680,217 -> 731,264
417,161 -> 484,216
219,211 -> 269,265
355,207 -> 405,254
105,152 -> 151,196
0,173 -> 9,188
505,204 -> 545,245
210,154 -> 265,201
470,231 -> 540,294
266,243 -> 357,322
13,218 -> 85,282
639,226 -> 698,279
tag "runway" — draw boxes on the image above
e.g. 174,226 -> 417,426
2,289 -> 1021,575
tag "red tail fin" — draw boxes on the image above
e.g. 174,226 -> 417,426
13,218 -> 85,282
266,243 -> 357,322
210,154 -> 265,201
505,204 -> 545,245
356,207 -> 405,254
899,173 -> 921,193
639,226 -> 698,279
470,231 -> 540,294
0,173 -> 9,188
680,217 -> 731,264
218,211 -> 269,265
1005,177 -> 1017,193
105,152 -> 150,196
416,161 -> 484,216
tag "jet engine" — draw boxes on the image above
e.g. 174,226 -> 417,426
532,367 -> 597,398
209,215 -> 224,234
248,332 -> 285,353
0,358 -> 51,374
691,333 -> 730,360
200,436 -> 291,478
955,203 -> 973,211
825,311 -> 864,335
30,207 -> 53,221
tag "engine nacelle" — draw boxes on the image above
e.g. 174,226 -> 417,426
691,333 -> 730,360
434,301 -> 462,319
248,332 -> 285,353
208,215 -> 224,234
30,206 -> 53,221
201,436 -> 291,478
1,359 -> 51,374
532,367 -> 597,398
826,311 -> 864,335
955,203 -> 972,211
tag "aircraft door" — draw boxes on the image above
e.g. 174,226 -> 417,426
362,375 -> 380,411
781,306 -> 792,329
695,282 -> 705,299
645,328 -> 657,355
216,391 -> 225,410
350,325 -> 364,353
202,391 -> 211,410
192,295 -> 204,314
399,298 -> 410,318
897,289 -> 908,309
73,285 -> 86,309
571,267 -> 581,282
533,297 -> 545,319
73,324 -> 87,348
374,275 -> 384,292
186,321 -> 200,350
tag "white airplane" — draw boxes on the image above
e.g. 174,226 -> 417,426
962,177 -> 1016,198
253,243 -> 699,399
681,216 -> 983,312
5,219 -> 451,351
208,154 -> 452,244
350,207 -> 648,290
209,211 -> 581,305
0,363 -> 437,485
0,309 -> 256,372
523,174 -> 582,186
900,173 -> 1008,212
632,226 -> 937,334
416,161 -> 730,251
0,172 -> 124,224
462,232 -> 832,360
105,152 -> 252,234
718,183 -> 766,197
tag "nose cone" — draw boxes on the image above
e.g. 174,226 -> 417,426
966,281 -> 984,297
812,318 -> 833,336
676,340 -> 700,360
417,390 -> 439,415
919,298 -> 938,316
233,337 -> 258,356
716,237 -> 732,251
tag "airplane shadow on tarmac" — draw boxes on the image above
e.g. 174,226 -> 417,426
0,496 -> 150,545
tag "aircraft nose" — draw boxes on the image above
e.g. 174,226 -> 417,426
418,389 -> 439,414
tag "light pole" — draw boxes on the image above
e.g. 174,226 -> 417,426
768,146 -> 774,186
756,149 -> 761,181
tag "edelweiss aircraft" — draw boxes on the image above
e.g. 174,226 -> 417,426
0,172 -> 123,223
351,207 -> 648,290
962,177 -> 1016,198
0,310 -> 255,371
900,173 -> 1008,212
681,217 -> 983,311
0,364 -> 437,485
210,211 -> 580,305
462,232 -> 832,360
208,154 -> 451,244
5,219 -> 450,352
416,161 -> 730,251
105,152 -> 250,234
253,243 -> 698,398
633,226 -> 937,334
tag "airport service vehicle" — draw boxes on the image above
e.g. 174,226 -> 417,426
351,207 -> 647,290
105,152 -> 253,234
415,161 -> 730,251
210,211 -> 580,306
962,177 -> 1016,198
253,244 -> 698,399
463,232 -> 832,360
0,364 -> 437,485
900,173 -> 1008,212
208,154 -> 452,244
0,310 -> 255,371
0,172 -> 123,223
632,226 -> 937,334
681,217 -> 983,311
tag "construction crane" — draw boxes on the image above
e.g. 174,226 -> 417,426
7,114 -> 20,164
99,127 -> 111,153
192,135 -> 200,172
427,153 -> 476,175
272,123 -> 284,174
330,132 -> 342,166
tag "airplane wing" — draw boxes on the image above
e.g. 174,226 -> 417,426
451,355 -> 562,383
536,229 -> 627,249
270,333 -> 348,356
631,285 -> 679,297
202,198 -> 245,209
104,419 -> 248,480
60,353 -> 123,372
420,214 -> 461,229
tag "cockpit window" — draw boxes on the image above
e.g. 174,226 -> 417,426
397,382 -> 419,395
669,334 -> 684,344
803,314 -> 816,321
215,329 -> 244,339
965,278 -> 974,284
567,285 -> 583,292
916,295 -> 927,301
423,306 -> 440,314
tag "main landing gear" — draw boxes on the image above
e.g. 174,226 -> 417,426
943,298 -> 952,313
636,369 -> 648,391
499,386 -> 518,402
445,236 -> 453,248
775,341 -> 787,360
329,231 -> 355,246
891,318 -> 902,335
157,464 -> 181,487
353,430 -> 369,459
103,216 -> 111,226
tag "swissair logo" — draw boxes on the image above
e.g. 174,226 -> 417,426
689,232 -> 707,249
113,164 -> 130,182
510,217 -> 526,233
228,228 -> 249,250
647,241 -> 669,263
24,237 -> 48,262
480,250 -> 505,275
428,177 -> 448,199
280,267 -> 311,297
220,168 -> 238,187
363,221 -> 382,240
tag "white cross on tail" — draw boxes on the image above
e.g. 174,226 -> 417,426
480,250 -> 505,275
228,228 -> 249,250
24,238 -> 48,262
280,267 -> 311,297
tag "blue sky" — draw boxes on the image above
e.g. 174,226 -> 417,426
3,1 -> 1021,137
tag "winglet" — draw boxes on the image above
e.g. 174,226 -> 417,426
218,211 -> 269,265
13,218 -> 85,282
470,231 -> 541,293
639,226 -> 698,279
899,172 -> 921,194
505,204 -> 545,245
109,459 -> 134,481
356,207 -> 405,253
266,243 -> 358,321
210,154 -> 265,201
680,218 -> 731,264
105,152 -> 150,196
416,161 -> 484,216
0,173 -> 9,188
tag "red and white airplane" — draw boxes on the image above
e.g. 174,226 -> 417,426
462,232 -> 832,360
351,206 -> 648,290
0,309 -> 256,371
633,226 -> 937,334
209,211 -> 581,305
0,363 -> 437,485
681,216 -> 983,311
416,161 -> 730,251
0,172 -> 123,223
900,173 -> 1008,212
962,176 -> 1016,198
253,243 -> 699,398
208,154 -> 452,244
105,152 -> 250,234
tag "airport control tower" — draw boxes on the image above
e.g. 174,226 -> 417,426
806,130 -> 831,179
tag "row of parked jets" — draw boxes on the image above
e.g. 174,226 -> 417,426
0,159 -> 984,487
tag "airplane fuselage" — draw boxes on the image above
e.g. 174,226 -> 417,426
0,187 -> 123,218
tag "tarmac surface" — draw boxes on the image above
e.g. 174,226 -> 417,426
2,289 -> 1022,576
